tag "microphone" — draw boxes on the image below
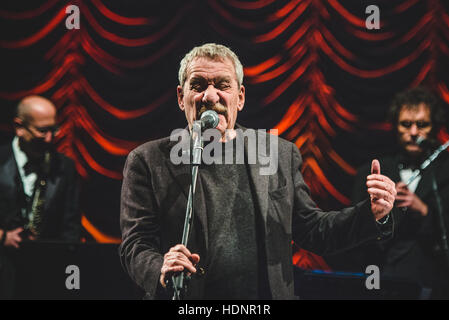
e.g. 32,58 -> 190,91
190,110 -> 219,165
416,136 -> 426,146
200,110 -> 219,129
416,136 -> 434,150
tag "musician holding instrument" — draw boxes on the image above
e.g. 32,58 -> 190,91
331,87 -> 449,298
0,95 -> 81,297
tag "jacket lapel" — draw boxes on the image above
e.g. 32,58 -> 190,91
0,149 -> 22,192
387,156 -> 401,183
414,165 -> 433,199
43,172 -> 60,212
163,135 -> 209,252
0,145 -> 27,224
245,130 -> 270,225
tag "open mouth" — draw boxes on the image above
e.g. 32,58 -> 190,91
197,104 -> 227,120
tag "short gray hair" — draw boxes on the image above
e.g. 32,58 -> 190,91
178,43 -> 244,87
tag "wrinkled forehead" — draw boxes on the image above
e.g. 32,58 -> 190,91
398,103 -> 431,121
185,56 -> 238,82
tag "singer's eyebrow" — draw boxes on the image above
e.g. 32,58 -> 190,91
214,76 -> 232,85
189,75 -> 233,85
215,75 -> 232,82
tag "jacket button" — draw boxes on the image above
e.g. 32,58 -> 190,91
197,267 -> 206,276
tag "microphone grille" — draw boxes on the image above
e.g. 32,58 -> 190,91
416,136 -> 426,146
200,110 -> 219,129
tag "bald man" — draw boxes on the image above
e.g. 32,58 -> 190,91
14,95 -> 58,161
0,95 -> 81,297
0,95 -> 81,246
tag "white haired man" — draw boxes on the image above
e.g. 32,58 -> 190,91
119,43 -> 396,300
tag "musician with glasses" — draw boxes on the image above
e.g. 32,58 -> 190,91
0,95 -> 81,297
327,87 -> 449,298
0,95 -> 81,244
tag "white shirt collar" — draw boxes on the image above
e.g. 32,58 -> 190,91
12,136 -> 28,172
12,136 -> 37,197
399,168 -> 421,194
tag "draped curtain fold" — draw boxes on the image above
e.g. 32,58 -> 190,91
1,0 -> 448,269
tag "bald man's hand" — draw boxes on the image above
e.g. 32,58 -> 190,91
4,227 -> 24,249
366,159 -> 396,221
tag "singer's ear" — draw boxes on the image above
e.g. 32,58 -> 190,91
14,117 -> 25,137
177,85 -> 185,111
13,117 -> 22,127
238,85 -> 245,111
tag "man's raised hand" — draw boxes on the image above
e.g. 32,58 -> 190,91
366,159 -> 396,220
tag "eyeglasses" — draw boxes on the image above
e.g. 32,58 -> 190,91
398,120 -> 431,129
23,123 -> 60,137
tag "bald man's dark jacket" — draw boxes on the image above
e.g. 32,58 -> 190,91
119,127 -> 392,300
0,142 -> 81,242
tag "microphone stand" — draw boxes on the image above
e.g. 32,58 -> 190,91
171,121 -> 203,300
405,139 -> 449,186
405,139 -> 449,276
429,168 -> 449,274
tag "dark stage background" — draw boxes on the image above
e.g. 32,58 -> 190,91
1,0 -> 449,273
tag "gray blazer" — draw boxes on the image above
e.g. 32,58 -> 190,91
119,127 -> 390,299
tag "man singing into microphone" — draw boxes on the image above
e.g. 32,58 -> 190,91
119,43 -> 397,300
336,87 -> 449,298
